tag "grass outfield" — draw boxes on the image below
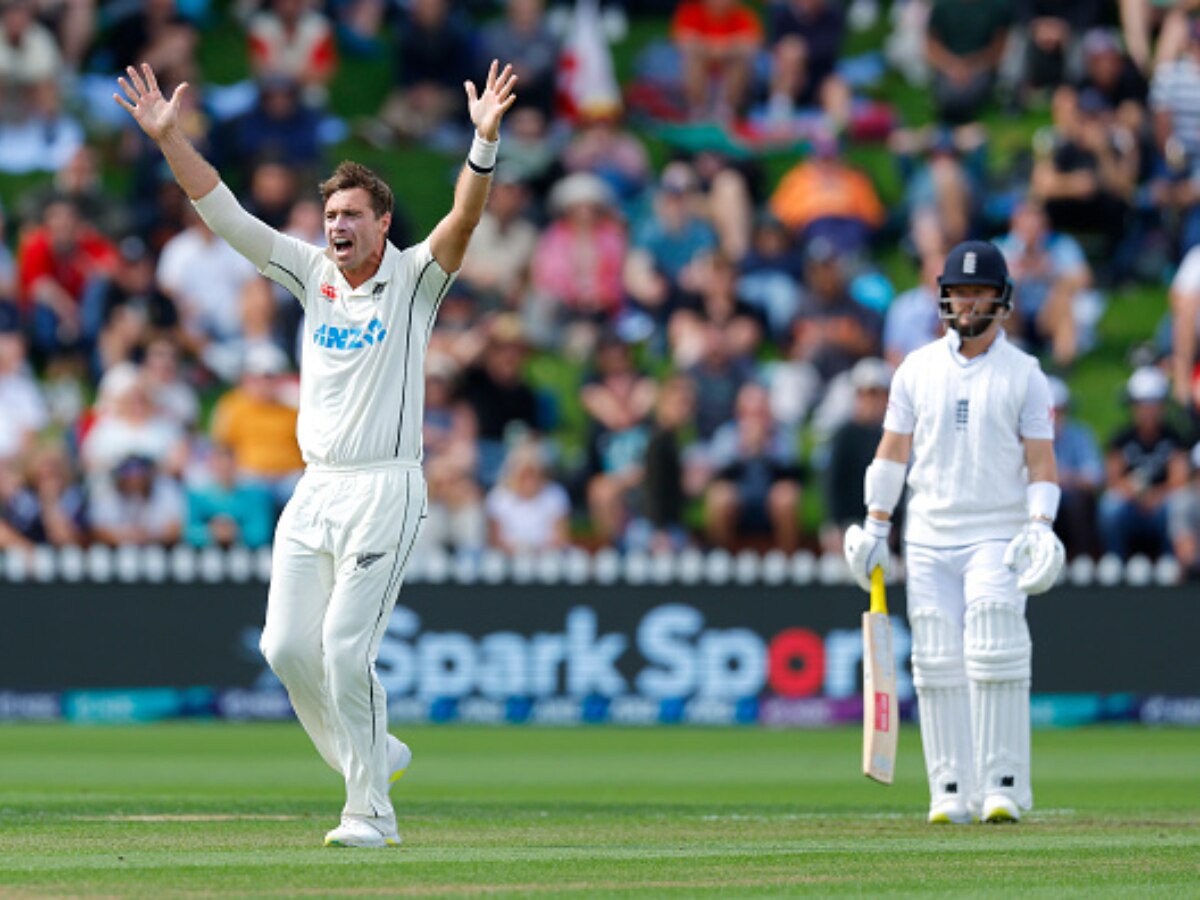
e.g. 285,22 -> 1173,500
0,725 -> 1197,897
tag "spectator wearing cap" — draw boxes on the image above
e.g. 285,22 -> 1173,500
1168,442 -> 1200,578
485,439 -> 570,553
460,314 -> 541,489
624,162 -> 718,332
581,333 -> 658,547
90,454 -> 183,547
924,0 -> 1013,125
0,302 -> 48,463
81,363 -> 189,484
671,0 -> 764,121
16,196 -> 119,360
185,443 -> 275,549
247,0 -> 337,107
1099,367 -> 1191,559
209,344 -> 302,506
529,173 -> 626,356
1074,28 -> 1147,137
768,132 -> 885,257
1168,241 -> 1200,414
1031,85 -> 1138,267
1150,17 -> 1200,254
820,357 -> 891,557
765,0 -> 851,130
458,168 -> 538,312
81,236 -> 179,380
995,199 -> 1101,368
792,237 -> 882,379
737,211 -> 806,342
1047,375 -> 1104,559
416,352 -> 486,556
891,124 -> 986,255
702,382 -> 803,553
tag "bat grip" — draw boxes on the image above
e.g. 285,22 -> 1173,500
869,567 -> 888,615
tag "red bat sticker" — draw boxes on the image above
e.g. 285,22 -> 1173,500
874,692 -> 891,732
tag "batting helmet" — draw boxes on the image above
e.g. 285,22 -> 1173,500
937,240 -> 1012,338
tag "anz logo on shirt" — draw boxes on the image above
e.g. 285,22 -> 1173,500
312,318 -> 388,351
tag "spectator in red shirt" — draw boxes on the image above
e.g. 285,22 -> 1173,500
672,0 -> 764,120
16,196 -> 118,359
247,0 -> 338,108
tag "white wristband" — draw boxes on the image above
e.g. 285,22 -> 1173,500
864,458 -> 906,516
467,133 -> 499,175
864,517 -> 891,539
1027,481 -> 1061,523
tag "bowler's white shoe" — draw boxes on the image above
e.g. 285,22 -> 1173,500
982,794 -> 1020,824
387,734 -> 412,786
324,815 -> 400,848
928,798 -> 974,825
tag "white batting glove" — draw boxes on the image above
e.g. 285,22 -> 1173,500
1003,521 -> 1065,595
844,517 -> 891,592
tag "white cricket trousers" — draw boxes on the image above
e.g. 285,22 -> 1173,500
260,460 -> 426,821
906,541 -> 1033,812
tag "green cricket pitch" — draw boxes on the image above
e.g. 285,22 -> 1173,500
0,723 -> 1197,896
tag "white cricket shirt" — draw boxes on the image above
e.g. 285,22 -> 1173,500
883,330 -> 1054,546
263,236 -> 454,466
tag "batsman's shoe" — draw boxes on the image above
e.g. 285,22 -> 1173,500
982,794 -> 1020,824
324,815 -> 400,848
387,734 -> 412,786
928,798 -> 974,825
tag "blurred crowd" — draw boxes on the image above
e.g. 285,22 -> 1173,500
1,0 -> 1199,579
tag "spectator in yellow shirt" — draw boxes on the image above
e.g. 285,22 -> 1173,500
210,343 -> 303,506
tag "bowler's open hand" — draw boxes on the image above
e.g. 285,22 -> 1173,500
465,60 -> 518,142
113,62 -> 189,143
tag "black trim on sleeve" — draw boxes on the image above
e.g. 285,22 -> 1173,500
265,260 -> 306,299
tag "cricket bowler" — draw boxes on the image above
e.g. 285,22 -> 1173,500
844,240 -> 1066,825
116,59 -> 517,848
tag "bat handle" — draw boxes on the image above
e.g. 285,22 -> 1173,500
869,566 -> 888,615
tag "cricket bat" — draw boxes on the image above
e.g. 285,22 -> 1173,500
862,566 -> 897,784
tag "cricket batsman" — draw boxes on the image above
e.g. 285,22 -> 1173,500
115,60 -> 517,847
844,240 -> 1066,824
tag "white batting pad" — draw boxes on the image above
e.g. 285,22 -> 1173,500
910,608 -> 974,809
965,600 -> 1033,810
